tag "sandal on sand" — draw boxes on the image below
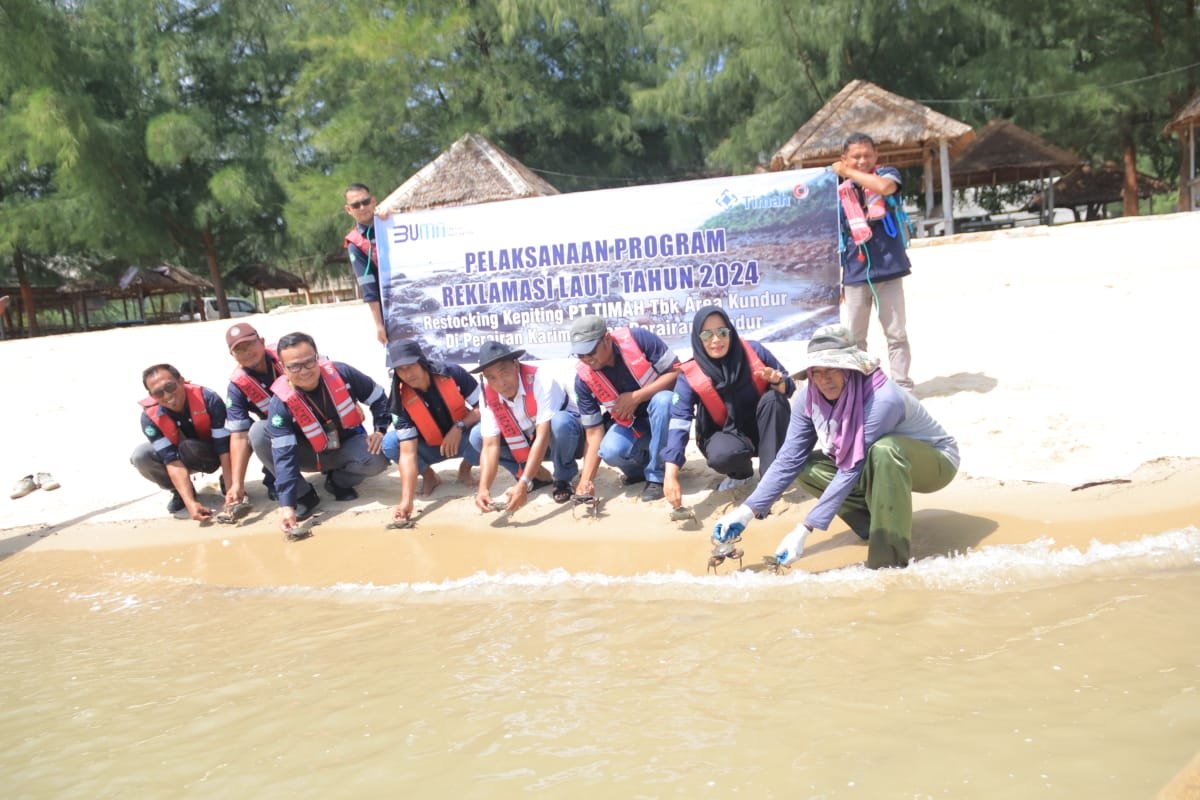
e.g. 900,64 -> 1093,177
35,472 -> 60,491
552,480 -> 573,504
10,475 -> 37,499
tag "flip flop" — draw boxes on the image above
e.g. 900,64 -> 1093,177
552,480 -> 573,504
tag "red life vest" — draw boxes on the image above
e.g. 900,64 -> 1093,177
483,363 -> 540,464
270,361 -> 364,453
679,341 -> 769,427
574,327 -> 657,428
138,383 -> 212,445
400,374 -> 468,446
230,347 -> 282,416
344,227 -> 377,274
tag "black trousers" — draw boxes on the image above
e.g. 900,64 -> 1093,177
699,389 -> 791,479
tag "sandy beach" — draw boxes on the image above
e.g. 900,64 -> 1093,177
4,213 -> 1200,798
3,212 -> 1199,581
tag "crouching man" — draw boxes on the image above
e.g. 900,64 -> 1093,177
264,332 -> 390,536
131,364 -> 232,521
381,339 -> 483,525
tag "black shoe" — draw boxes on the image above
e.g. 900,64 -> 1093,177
219,476 -> 227,495
295,486 -> 321,520
640,482 -> 664,502
267,485 -> 278,502
324,472 -> 358,502
167,491 -> 186,514
620,473 -> 646,487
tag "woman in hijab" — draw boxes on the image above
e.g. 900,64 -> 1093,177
711,324 -> 958,569
662,306 -> 794,509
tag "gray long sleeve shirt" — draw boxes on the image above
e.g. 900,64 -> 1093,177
744,378 -> 959,530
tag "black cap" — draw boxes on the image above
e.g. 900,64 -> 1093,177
386,339 -> 425,369
470,340 -> 527,373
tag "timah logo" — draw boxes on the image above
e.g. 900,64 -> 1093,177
715,189 -> 739,210
391,221 -> 448,245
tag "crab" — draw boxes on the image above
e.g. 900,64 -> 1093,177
706,535 -> 744,573
761,555 -> 790,575
571,493 -> 600,519
215,499 -> 252,525
669,506 -> 695,522
285,516 -> 319,542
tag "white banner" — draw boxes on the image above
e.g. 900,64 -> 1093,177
377,168 -> 840,363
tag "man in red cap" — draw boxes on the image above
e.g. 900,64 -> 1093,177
224,323 -> 284,508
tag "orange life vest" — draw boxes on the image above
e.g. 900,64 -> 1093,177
230,347 -> 282,416
344,227 -> 377,274
678,341 -> 769,427
483,363 -> 540,464
574,327 -> 657,428
270,362 -> 364,453
400,374 -> 468,446
138,383 -> 212,445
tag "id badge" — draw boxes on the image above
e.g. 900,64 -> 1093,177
322,424 -> 341,452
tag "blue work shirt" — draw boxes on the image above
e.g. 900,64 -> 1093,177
839,166 -> 912,286
225,361 -> 282,432
266,362 -> 390,507
573,327 -> 679,429
139,386 -> 231,464
347,222 -> 382,303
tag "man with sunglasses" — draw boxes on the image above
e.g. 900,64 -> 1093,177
343,183 -> 388,345
264,332 -> 391,536
570,314 -> 680,502
131,364 -> 232,520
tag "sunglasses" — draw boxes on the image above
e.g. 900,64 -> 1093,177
698,327 -> 731,342
284,356 -> 319,373
149,380 -> 179,399
347,197 -> 373,210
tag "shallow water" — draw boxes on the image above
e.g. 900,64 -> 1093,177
3,530 -> 1199,799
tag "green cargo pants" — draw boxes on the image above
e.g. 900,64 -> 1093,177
794,435 -> 957,569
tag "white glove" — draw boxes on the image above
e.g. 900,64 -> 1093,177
712,504 -> 753,543
774,523 -> 812,566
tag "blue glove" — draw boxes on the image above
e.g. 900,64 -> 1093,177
712,504 -> 752,543
774,523 -> 812,566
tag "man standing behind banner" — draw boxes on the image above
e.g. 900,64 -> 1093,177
342,183 -> 387,345
571,315 -> 679,503
223,323 -> 283,507
381,339 -> 483,524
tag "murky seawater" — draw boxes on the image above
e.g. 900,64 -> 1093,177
3,530 -> 1199,799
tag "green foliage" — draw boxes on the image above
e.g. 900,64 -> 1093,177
146,112 -> 214,166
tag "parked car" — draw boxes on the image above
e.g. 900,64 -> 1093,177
180,296 -> 257,321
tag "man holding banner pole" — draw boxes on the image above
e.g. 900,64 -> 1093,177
570,315 -> 680,503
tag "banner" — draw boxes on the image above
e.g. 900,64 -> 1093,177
377,168 -> 840,364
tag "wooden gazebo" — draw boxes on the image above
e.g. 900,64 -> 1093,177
116,263 -> 213,321
770,80 -> 974,234
230,262 -> 310,308
1029,162 -> 1168,222
1164,91 -> 1200,211
943,119 -> 1081,223
378,132 -> 560,215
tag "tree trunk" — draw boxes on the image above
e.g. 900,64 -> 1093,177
13,248 -> 39,336
201,226 -> 230,318
1121,130 -> 1140,217
1181,129 -> 1195,212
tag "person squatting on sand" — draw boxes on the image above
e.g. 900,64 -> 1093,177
713,324 -> 958,569
264,332 -> 390,535
381,339 -> 483,524
131,364 -> 232,521
662,306 -> 794,508
223,323 -> 283,508
833,132 -> 915,390
570,315 -> 680,503
471,341 -> 584,514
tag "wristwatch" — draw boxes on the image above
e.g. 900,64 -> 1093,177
455,420 -> 467,430
520,475 -> 534,489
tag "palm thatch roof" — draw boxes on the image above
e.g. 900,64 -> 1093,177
943,119 -> 1080,188
117,263 -> 213,295
770,80 -> 974,170
1035,162 -> 1168,208
229,262 -> 308,291
379,133 -> 560,214
1164,91 -> 1200,134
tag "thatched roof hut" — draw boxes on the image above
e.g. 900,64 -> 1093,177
117,263 -> 213,294
945,120 -> 1080,187
1163,91 -> 1200,211
770,80 -> 973,234
1030,162 -> 1168,221
229,262 -> 308,292
379,133 -> 560,215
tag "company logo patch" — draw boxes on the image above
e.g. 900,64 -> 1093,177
144,425 -> 157,436
271,414 -> 285,427
230,326 -> 242,337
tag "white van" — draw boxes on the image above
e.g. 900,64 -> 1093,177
180,296 -> 257,321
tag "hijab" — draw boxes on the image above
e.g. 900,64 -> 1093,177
691,306 -> 746,394
805,367 -> 889,471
